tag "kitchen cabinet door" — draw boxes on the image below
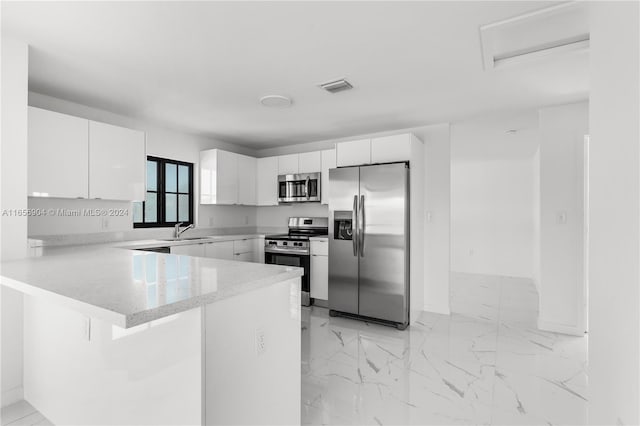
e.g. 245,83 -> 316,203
371,134 -> 412,163
201,149 -> 238,205
320,148 -> 336,205
234,252 -> 253,262
298,151 -> 321,173
204,241 -> 234,260
277,154 -> 298,175
170,243 -> 206,257
254,237 -> 265,263
256,157 -> 278,206
215,150 -> 239,205
28,107 -> 89,199
311,255 -> 329,300
89,121 -> 146,201
237,154 -> 256,205
336,139 -> 371,167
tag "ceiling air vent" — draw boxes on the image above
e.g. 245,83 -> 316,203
479,2 -> 589,70
319,78 -> 353,94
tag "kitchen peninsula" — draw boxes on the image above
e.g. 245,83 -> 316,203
0,241 -> 302,425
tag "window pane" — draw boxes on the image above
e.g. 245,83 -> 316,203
166,193 -> 177,222
144,192 -> 157,222
165,163 -> 177,192
178,194 -> 189,222
178,165 -> 189,193
132,201 -> 143,223
146,160 -> 157,191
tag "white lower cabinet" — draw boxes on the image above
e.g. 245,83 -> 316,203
171,243 -> 206,257
204,241 -> 234,260
233,238 -> 256,262
310,254 -> 328,301
234,252 -> 252,262
310,239 -> 329,301
254,237 -> 265,263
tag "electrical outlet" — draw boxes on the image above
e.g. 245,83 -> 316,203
255,328 -> 266,356
244,215 -> 249,225
557,211 -> 568,224
469,248 -> 474,256
209,217 -> 214,226
101,217 -> 109,230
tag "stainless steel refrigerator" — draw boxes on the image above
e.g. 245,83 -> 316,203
328,162 -> 409,330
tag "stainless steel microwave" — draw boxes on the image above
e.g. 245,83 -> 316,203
278,172 -> 321,203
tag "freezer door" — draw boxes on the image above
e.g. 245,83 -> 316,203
358,163 -> 409,324
328,167 -> 360,315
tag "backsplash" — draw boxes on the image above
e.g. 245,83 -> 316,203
256,203 -> 328,228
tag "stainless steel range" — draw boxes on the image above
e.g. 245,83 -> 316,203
265,217 -> 328,306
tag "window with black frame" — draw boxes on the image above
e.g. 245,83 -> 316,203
133,156 -> 193,228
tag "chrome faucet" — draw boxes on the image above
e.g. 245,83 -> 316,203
174,222 -> 195,239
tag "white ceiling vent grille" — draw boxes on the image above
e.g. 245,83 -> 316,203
319,78 -> 353,93
480,2 -> 589,70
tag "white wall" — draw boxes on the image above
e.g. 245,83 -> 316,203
537,102 -> 588,336
451,111 -> 538,279
0,37 -> 29,407
588,2 -> 640,424
27,92 -> 258,235
532,147 -> 540,291
422,124 -> 450,315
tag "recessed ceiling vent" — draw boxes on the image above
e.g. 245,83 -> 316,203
480,2 -> 589,70
319,78 -> 353,94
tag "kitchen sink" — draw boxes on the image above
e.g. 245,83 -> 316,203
159,237 -> 212,242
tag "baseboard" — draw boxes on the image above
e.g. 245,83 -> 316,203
422,304 -> 451,316
312,298 -> 328,308
1,386 -> 24,408
537,318 -> 586,337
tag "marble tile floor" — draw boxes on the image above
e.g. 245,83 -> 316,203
302,272 -> 588,425
1,401 -> 52,426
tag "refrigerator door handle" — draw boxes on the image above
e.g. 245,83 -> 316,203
352,195 -> 358,256
305,176 -> 310,199
359,195 -> 365,257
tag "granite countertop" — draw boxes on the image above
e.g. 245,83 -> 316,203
309,235 -> 328,241
0,241 -> 302,329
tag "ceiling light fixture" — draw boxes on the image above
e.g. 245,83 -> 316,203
260,95 -> 292,108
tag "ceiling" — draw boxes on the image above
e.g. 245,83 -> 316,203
1,1 -> 589,149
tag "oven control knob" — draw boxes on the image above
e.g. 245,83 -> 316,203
283,242 -> 288,246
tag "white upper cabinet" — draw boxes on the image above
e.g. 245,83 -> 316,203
88,121 -> 146,201
320,148 -> 336,205
336,138 -> 371,167
200,149 -> 238,205
298,151 -> 322,173
371,134 -> 412,163
277,154 -> 299,175
237,154 -> 256,205
256,157 -> 278,206
28,107 -> 89,198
